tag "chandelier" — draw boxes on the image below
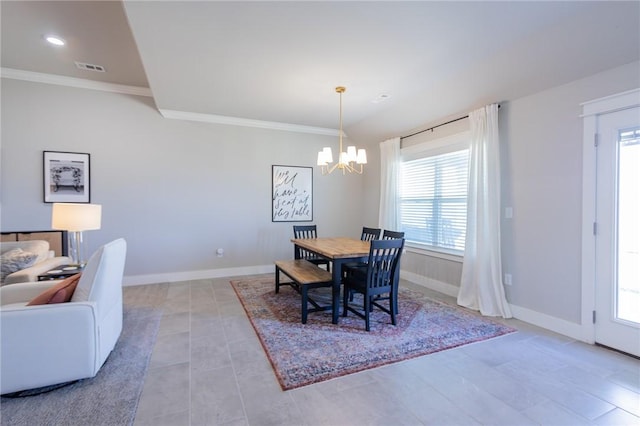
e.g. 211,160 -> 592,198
317,87 -> 367,175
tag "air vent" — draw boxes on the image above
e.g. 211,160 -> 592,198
75,62 -> 106,72
370,93 -> 391,104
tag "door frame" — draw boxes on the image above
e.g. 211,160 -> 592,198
580,88 -> 640,344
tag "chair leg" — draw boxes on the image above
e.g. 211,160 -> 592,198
301,286 -> 308,324
364,295 -> 371,332
390,291 -> 396,326
393,284 -> 399,315
342,286 -> 349,317
342,270 -> 354,302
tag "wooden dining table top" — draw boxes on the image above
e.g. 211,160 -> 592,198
291,237 -> 370,259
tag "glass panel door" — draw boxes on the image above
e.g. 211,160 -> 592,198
616,127 -> 639,324
595,107 -> 640,357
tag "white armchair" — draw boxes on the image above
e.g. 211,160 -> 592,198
0,238 -> 127,395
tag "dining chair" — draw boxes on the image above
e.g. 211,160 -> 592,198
342,238 -> 405,331
382,229 -> 405,239
361,227 -> 381,241
343,226 -> 382,300
346,227 -> 406,308
292,225 -> 331,271
376,229 -> 406,312
344,226 -> 381,273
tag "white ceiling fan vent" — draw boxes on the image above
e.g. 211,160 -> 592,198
75,61 -> 106,73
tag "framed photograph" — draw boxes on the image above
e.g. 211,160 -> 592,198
272,165 -> 313,222
43,151 -> 91,203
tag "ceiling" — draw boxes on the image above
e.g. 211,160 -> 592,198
2,1 -> 639,142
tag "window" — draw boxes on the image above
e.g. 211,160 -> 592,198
399,133 -> 469,254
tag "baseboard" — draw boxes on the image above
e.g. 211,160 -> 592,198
400,271 -> 586,343
400,271 -> 460,298
508,304 -> 585,342
122,264 -> 274,286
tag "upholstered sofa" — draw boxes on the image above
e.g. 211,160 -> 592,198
0,240 -> 70,286
1,238 -> 127,394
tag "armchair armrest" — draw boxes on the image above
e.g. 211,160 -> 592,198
3,256 -> 71,286
0,280 -> 63,306
0,302 -> 99,394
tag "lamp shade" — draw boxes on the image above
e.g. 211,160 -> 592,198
52,203 -> 102,231
322,147 -> 333,163
317,151 -> 327,166
356,149 -> 368,164
346,146 -> 357,162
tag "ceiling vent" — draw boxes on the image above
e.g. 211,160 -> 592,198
75,62 -> 106,72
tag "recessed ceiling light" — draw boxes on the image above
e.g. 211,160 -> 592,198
45,36 -> 65,46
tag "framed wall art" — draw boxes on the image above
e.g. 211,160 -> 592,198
272,165 -> 313,222
43,151 -> 91,203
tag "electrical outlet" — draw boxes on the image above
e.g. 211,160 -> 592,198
504,273 -> 512,286
505,207 -> 513,219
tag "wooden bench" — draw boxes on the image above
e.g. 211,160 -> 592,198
275,259 -> 333,324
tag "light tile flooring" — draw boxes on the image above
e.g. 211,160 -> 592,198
133,275 -> 640,426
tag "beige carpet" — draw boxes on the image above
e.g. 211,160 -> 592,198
1,284 -> 168,426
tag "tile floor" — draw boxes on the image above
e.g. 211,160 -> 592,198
133,275 -> 640,426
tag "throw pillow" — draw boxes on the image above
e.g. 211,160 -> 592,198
0,248 -> 39,283
27,274 -> 82,305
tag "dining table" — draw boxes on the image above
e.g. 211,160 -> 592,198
291,237 -> 370,324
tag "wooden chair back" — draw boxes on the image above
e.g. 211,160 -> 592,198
382,229 -> 405,240
365,238 -> 404,293
292,225 -> 330,271
361,227 -> 381,241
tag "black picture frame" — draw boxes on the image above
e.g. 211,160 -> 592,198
272,165 -> 313,222
43,151 -> 91,203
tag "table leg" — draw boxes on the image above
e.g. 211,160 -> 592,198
331,259 -> 344,324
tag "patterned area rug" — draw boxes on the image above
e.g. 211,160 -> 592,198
231,277 -> 516,390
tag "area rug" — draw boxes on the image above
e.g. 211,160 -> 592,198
0,283 -> 168,426
231,277 -> 516,390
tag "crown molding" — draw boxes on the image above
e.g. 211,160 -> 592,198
159,108 -> 341,137
1,67 -> 342,136
0,67 -> 152,97
580,88 -> 640,117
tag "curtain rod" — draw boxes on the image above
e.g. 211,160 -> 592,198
400,104 -> 500,140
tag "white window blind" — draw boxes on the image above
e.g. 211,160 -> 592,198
399,143 -> 469,253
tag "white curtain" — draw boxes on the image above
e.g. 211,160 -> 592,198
378,137 -> 401,230
457,104 -> 512,318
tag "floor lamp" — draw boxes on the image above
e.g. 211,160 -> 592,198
51,203 -> 102,267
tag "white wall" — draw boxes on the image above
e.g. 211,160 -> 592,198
0,79 -> 366,284
501,60 -> 640,325
361,61 -> 640,336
